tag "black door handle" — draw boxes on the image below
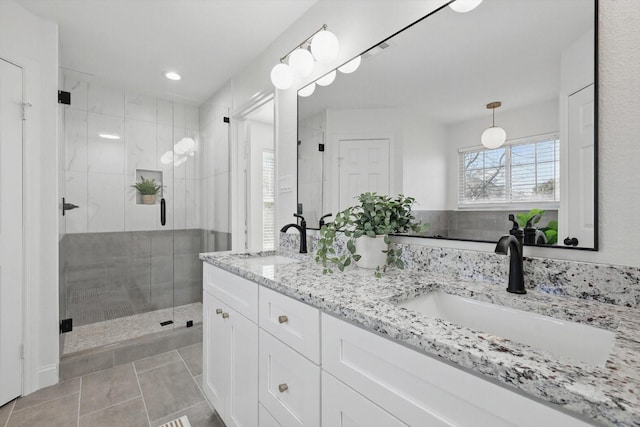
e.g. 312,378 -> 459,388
563,237 -> 579,246
160,198 -> 166,226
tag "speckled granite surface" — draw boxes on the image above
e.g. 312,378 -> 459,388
281,232 -> 640,308
201,245 -> 640,427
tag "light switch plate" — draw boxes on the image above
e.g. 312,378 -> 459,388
279,175 -> 293,193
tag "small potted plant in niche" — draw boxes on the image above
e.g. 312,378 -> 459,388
315,192 -> 428,277
131,176 -> 162,205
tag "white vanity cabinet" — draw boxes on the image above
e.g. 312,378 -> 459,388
258,286 -> 321,427
322,313 -> 594,427
202,262 -> 598,427
203,264 -> 258,427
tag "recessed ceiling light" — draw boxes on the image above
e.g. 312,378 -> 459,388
165,71 -> 181,81
99,133 -> 121,140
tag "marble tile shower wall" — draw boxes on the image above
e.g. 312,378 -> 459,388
62,73 -> 200,233
279,233 -> 640,309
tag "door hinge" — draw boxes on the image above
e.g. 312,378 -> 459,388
58,90 -> 71,105
318,143 -> 325,152
22,102 -> 32,121
223,116 -> 230,123
19,344 -> 24,359
60,318 -> 73,334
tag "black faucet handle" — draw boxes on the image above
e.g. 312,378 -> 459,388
525,213 -> 542,229
508,214 -> 519,231
293,213 -> 306,226
319,213 -> 333,228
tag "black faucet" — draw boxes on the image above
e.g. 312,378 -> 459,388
523,213 -> 547,245
495,214 -> 526,294
319,213 -> 332,228
280,213 -> 307,253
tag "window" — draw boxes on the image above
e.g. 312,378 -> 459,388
262,150 -> 275,250
459,135 -> 559,206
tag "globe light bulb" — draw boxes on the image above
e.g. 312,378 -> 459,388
298,82 -> 316,97
449,0 -> 483,13
311,30 -> 339,64
481,126 -> 507,149
316,70 -> 336,87
289,48 -> 315,77
270,63 -> 294,90
338,56 -> 361,74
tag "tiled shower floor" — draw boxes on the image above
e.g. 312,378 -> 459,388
63,303 -> 203,355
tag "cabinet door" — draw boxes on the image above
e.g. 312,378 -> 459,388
203,292 -> 229,418
322,372 -> 407,427
259,330 -> 320,427
225,305 -> 259,427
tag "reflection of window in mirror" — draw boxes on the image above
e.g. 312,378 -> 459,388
263,150 -> 275,250
459,134 -> 560,207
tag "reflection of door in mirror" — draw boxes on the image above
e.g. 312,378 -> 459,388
566,84 -> 595,248
338,138 -> 390,210
240,100 -> 275,251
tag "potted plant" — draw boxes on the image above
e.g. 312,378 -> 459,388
315,192 -> 428,277
516,209 -> 558,245
131,176 -> 162,205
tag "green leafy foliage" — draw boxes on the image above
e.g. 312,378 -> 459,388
516,209 -> 545,228
315,193 -> 428,277
131,176 -> 162,195
516,209 -> 559,245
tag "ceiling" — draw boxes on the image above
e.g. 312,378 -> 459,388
18,0 -> 318,104
299,0 -> 594,125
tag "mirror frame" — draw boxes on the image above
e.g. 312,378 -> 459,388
296,0 -> 599,251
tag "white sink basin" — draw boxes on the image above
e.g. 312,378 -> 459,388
397,291 -> 615,366
242,255 -> 299,267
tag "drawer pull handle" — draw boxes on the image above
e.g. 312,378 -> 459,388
278,315 -> 288,324
216,309 -> 223,315
278,383 -> 288,393
222,312 -> 229,319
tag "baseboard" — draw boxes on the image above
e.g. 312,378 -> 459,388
38,363 -> 58,389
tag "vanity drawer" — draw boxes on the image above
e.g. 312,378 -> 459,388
259,403 -> 282,427
259,329 -> 320,427
322,313 -> 593,427
203,263 -> 258,323
322,371 -> 407,427
259,286 -> 320,363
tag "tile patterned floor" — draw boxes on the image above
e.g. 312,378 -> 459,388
0,343 -> 224,427
63,303 -> 203,355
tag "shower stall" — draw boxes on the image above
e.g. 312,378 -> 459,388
58,70 -> 231,357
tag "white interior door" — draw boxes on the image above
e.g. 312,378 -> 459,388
567,84 -> 595,247
0,58 -> 24,406
338,139 -> 390,210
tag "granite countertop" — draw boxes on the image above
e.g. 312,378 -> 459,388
200,250 -> 640,427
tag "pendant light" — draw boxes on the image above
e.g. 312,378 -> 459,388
289,48 -> 315,77
481,102 -> 507,149
270,63 -> 294,90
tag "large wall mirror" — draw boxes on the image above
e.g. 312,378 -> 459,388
297,0 -> 597,249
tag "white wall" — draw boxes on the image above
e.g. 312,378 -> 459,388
218,0 -> 640,268
61,73 -> 200,233
0,0 -> 59,391
445,99 -> 560,209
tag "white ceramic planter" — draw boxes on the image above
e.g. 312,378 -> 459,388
355,235 -> 388,269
